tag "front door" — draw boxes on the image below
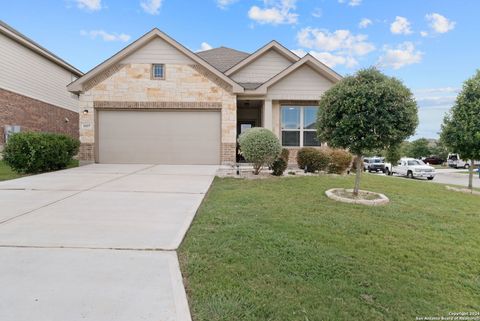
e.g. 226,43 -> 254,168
236,120 -> 256,162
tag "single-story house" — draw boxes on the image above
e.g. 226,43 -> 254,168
0,20 -> 83,148
68,28 -> 342,165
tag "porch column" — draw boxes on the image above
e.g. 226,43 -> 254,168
263,99 -> 273,130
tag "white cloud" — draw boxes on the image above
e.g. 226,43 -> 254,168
140,0 -> 163,15
80,30 -> 131,42
198,42 -> 213,51
217,0 -> 237,9
426,13 -> 455,34
414,87 -> 459,96
378,42 -> 423,69
338,0 -> 362,7
390,16 -> 412,35
312,8 -> 322,18
291,48 -> 307,57
420,31 -> 428,37
297,27 -> 375,56
75,0 -> 101,11
248,0 -> 298,25
291,48 -> 357,68
359,18 -> 372,29
295,27 -> 374,69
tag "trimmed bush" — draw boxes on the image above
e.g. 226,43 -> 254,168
3,132 -> 80,174
271,158 -> 287,176
271,148 -> 289,176
296,147 -> 330,173
328,149 -> 353,174
280,148 -> 290,163
238,128 -> 281,175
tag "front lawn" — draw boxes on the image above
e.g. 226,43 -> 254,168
0,160 -> 24,181
179,174 -> 480,321
0,159 -> 79,182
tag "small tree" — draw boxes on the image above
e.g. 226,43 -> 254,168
440,70 -> 480,190
238,128 -> 281,175
408,138 -> 432,159
385,144 -> 402,174
317,68 -> 418,195
430,139 -> 449,162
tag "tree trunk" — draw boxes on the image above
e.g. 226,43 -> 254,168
254,163 -> 261,175
468,159 -> 474,191
353,155 -> 362,196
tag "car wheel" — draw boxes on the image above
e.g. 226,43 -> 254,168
407,171 -> 414,179
385,168 -> 390,176
465,164 -> 470,169
427,177 -> 434,180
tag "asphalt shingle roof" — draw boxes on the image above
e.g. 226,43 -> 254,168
196,46 -> 250,73
238,82 -> 262,90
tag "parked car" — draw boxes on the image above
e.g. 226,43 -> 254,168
422,155 -> 444,165
447,153 -> 480,169
385,158 -> 436,180
363,157 -> 385,173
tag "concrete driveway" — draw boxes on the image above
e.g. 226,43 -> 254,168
0,164 -> 217,321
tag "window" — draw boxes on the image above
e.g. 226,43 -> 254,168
152,64 -> 165,79
281,106 -> 321,147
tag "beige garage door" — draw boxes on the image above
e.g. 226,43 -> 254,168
98,110 -> 221,164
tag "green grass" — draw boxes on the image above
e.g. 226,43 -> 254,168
0,160 -> 24,181
179,174 -> 480,321
0,159 -> 79,182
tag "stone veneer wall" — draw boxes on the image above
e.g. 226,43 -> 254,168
79,63 -> 237,164
0,88 -> 79,145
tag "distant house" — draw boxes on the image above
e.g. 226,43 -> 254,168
68,28 -> 342,164
0,20 -> 83,148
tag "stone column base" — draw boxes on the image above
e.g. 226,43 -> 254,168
221,143 -> 236,165
79,143 -> 95,163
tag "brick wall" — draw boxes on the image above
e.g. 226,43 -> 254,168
0,88 -> 79,144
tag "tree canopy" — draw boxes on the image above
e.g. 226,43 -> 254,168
317,68 -> 418,156
317,68 -> 418,195
407,138 -> 431,159
440,70 -> 480,189
441,70 -> 480,162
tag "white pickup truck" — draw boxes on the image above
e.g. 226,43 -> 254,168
385,158 -> 436,180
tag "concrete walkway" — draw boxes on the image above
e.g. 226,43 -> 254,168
0,164 -> 217,321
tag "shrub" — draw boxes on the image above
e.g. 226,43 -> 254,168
238,128 -> 281,175
3,132 -> 80,174
296,147 -> 330,173
280,148 -> 290,163
271,148 -> 289,176
328,149 -> 353,174
271,158 -> 287,176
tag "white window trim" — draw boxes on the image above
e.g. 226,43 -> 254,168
281,106 -> 319,147
152,64 -> 165,80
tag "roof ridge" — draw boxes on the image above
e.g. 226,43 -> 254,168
197,46 -> 250,55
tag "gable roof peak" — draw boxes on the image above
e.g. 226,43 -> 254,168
196,46 -> 249,72
67,27 -> 243,93
225,39 -> 300,76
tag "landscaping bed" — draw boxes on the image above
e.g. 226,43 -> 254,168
179,174 -> 480,321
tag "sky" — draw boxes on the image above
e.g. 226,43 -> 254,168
1,0 -> 478,139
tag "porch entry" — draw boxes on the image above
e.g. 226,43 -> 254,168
236,100 -> 263,162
